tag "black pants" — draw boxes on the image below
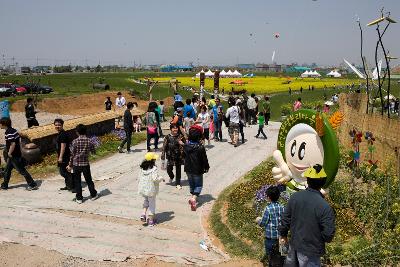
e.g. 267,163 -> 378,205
256,125 -> 267,138
27,118 -> 39,128
59,163 -> 73,189
2,157 -> 36,188
73,165 -> 97,200
167,162 -> 181,185
239,122 -> 245,143
120,129 -> 133,151
265,113 -> 270,125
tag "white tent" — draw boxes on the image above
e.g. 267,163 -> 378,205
205,70 -> 214,77
226,70 -> 233,77
195,69 -> 205,78
309,70 -> 321,77
301,70 -> 310,78
327,70 -> 341,78
232,70 -> 242,77
220,70 -> 227,77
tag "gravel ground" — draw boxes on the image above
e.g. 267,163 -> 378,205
0,112 -> 77,145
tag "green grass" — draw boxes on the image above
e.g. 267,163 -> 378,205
210,159 -> 276,260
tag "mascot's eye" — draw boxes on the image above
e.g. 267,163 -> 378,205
298,142 -> 306,160
290,140 -> 296,157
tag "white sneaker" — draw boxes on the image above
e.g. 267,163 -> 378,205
74,198 -> 83,204
118,146 -> 124,153
176,185 -> 182,190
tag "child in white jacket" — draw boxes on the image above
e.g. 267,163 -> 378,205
138,152 -> 164,226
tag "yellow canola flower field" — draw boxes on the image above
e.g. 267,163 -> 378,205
154,76 -> 356,94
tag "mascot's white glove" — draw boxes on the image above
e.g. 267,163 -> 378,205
272,150 -> 292,184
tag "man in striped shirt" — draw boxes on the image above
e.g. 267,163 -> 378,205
0,118 -> 38,190
257,186 -> 284,266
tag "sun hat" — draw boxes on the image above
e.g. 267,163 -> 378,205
144,152 -> 159,161
303,164 -> 327,179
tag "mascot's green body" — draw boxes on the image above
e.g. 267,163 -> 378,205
272,109 -> 339,191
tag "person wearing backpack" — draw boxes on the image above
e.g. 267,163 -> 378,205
161,124 -> 185,189
144,103 -> 159,152
184,125 -> 209,211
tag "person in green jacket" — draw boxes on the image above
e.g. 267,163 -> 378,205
255,112 -> 267,139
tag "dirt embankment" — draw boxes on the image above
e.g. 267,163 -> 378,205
11,91 -> 174,116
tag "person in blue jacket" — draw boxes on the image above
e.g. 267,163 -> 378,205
183,99 -> 196,119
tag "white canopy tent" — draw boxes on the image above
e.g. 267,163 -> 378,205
205,70 -> 214,77
312,70 -> 321,77
220,70 -> 227,77
326,70 -> 341,78
195,69 -> 205,78
226,70 -> 233,77
301,70 -> 310,78
301,70 -> 321,78
232,70 -> 242,77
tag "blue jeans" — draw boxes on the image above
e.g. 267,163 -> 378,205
214,120 -> 222,140
265,238 -> 283,267
187,173 -> 203,196
285,246 -> 321,267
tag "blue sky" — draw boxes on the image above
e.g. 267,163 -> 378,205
1,0 -> 399,66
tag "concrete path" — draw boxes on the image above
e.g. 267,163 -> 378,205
0,123 -> 280,265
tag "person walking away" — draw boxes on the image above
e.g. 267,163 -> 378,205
256,186 -> 285,267
54,118 -> 74,192
247,93 -> 257,124
255,112 -> 267,139
236,100 -> 246,144
0,118 -> 38,190
263,96 -> 271,125
183,99 -> 196,119
67,124 -> 98,204
144,104 -> 159,152
115,92 -> 126,126
118,102 -> 134,153
184,111 -> 195,134
104,96 -> 113,111
196,106 -> 211,146
138,152 -> 164,226
173,93 -> 184,111
293,98 -> 302,111
279,164 -> 335,267
212,98 -> 223,141
159,101 -> 166,122
184,125 -> 209,211
208,95 -> 216,109
25,97 -> 39,128
154,102 -> 163,137
161,124 -> 185,189
225,98 -> 240,147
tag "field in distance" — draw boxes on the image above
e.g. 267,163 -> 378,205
154,76 -> 357,94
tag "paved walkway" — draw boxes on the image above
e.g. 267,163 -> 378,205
0,123 -> 280,265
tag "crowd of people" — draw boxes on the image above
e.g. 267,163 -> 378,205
0,89 -> 339,266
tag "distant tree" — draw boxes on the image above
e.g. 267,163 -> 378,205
95,64 -> 103,73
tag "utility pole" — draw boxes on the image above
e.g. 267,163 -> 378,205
2,54 -> 5,70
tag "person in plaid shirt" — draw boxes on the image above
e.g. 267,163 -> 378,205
67,124 -> 98,204
257,186 -> 285,267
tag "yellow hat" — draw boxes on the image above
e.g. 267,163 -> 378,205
144,152 -> 159,161
303,164 -> 327,179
